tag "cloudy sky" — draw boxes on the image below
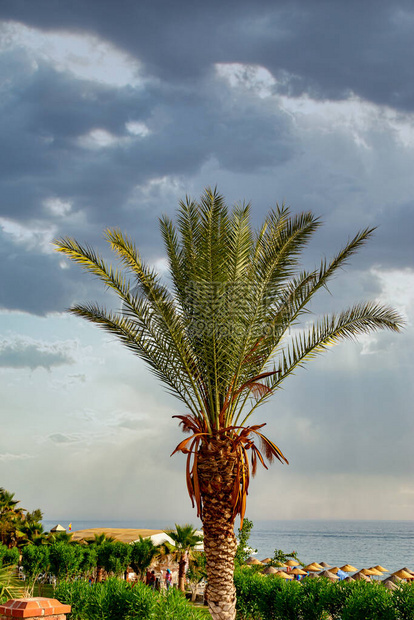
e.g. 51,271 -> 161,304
0,0 -> 413,527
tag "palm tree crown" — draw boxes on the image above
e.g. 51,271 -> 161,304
55,188 -> 403,522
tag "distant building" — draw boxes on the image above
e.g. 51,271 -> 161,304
50,524 -> 66,532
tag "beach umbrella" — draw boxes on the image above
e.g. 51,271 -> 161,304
275,571 -> 294,580
383,580 -> 398,591
340,564 -> 357,572
360,568 -> 377,576
400,567 -> 414,575
319,562 -> 332,568
385,574 -> 402,584
262,566 -> 279,575
392,569 -> 414,580
374,565 -> 389,573
303,572 -> 320,579
245,557 -> 263,566
353,571 -> 370,581
319,570 -> 339,581
285,559 -> 300,567
344,576 -> 355,582
261,558 -> 272,564
367,567 -> 383,577
303,563 -> 321,572
328,566 -> 339,574
291,568 -> 307,576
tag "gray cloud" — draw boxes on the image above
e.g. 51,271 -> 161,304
48,433 -> 81,444
1,0 -> 414,110
0,336 -> 75,369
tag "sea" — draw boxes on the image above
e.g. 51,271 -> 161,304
42,519 -> 414,575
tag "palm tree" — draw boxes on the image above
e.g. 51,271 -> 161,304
84,532 -> 115,582
0,565 -> 25,604
129,536 -> 160,582
0,489 -> 24,548
55,188 -> 403,620
162,524 -> 203,592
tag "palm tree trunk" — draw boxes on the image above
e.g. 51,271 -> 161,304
178,557 -> 187,591
198,437 -> 238,620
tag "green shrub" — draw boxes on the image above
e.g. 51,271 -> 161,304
55,577 -> 206,620
298,578 -> 331,620
393,582 -> 414,620
341,581 -> 397,620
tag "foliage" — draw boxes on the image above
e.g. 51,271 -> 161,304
187,551 -> 207,601
0,565 -> 25,604
130,536 -> 160,581
55,577 -> 207,620
79,545 -> 98,579
54,189 -> 403,524
163,524 -> 203,591
49,541 -> 82,581
0,488 -> 44,549
235,518 -> 256,566
270,549 -> 302,568
234,570 -> 414,620
97,541 -> 131,578
0,545 -> 19,567
393,581 -> 414,620
341,580 -> 396,620
21,544 -> 50,593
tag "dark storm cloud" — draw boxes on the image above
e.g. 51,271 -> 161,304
0,45 -> 294,225
1,0 -> 414,110
0,0 -> 413,317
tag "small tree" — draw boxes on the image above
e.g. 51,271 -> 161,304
130,536 -> 160,581
49,542 -> 81,582
270,549 -> 302,568
98,541 -> 131,578
163,525 -> 203,592
79,545 -> 97,580
234,518 -> 256,565
187,551 -> 207,602
0,545 -> 19,567
21,545 -> 50,595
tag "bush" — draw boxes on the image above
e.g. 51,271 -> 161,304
392,582 -> 414,620
55,578 -> 207,620
337,581 -> 397,620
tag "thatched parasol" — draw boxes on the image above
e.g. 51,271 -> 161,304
319,570 -> 339,581
275,571 -> 294,580
392,569 -> 414,580
353,571 -> 370,581
261,558 -> 272,564
285,559 -> 300,567
340,564 -> 357,572
303,563 -> 321,572
374,565 -> 389,573
385,574 -> 401,584
360,568 -> 377,576
383,580 -> 398,591
245,557 -> 263,566
262,566 -> 279,575
319,562 -> 332,568
291,568 -> 307,576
